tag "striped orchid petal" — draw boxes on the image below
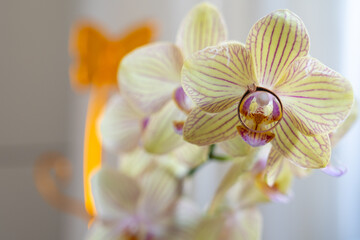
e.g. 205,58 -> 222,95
275,57 -> 354,135
176,2 -> 227,59
91,168 -> 140,219
218,136 -> 253,157
172,142 -> 208,168
272,112 -> 331,168
139,168 -> 179,220
100,95 -> 144,153
183,104 -> 239,146
329,100 -> 358,146
143,101 -> 186,154
119,42 -> 183,115
246,10 -> 310,88
120,148 -> 154,177
264,147 -> 285,187
182,42 -> 257,113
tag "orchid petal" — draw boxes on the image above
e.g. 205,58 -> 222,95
272,112 -> 331,168
139,168 -> 179,220
264,189 -> 291,203
183,104 -> 239,146
237,125 -> 275,147
176,2 -> 227,59
143,101 -> 186,154
182,42 -> 256,113
173,87 -> 193,114
321,164 -> 347,177
218,136 -> 253,157
195,208 -> 262,240
91,168 -> 140,219
100,95 -> 144,154
330,100 -> 358,146
246,10 -> 309,87
120,148 -> 154,177
119,42 -> 183,115
264,147 -> 284,187
172,142 -> 208,168
275,57 -> 354,135
209,156 -> 254,213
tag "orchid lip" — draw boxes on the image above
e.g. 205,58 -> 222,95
237,85 -> 283,133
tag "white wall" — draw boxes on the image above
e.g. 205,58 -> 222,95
0,0 -> 72,239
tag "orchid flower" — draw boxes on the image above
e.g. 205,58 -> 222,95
209,147 -> 295,214
194,207 -> 262,240
87,167 -> 185,240
182,10 -> 354,169
100,94 -> 207,176
119,3 -> 227,127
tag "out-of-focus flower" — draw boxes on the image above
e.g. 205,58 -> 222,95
119,2 -> 227,128
209,148 -> 295,213
87,167 -> 186,240
100,95 -> 207,176
182,10 -> 354,170
194,207 -> 262,240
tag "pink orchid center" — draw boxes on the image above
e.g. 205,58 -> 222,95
238,89 -> 282,133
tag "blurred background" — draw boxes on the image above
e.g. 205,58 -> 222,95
1,0 -> 359,239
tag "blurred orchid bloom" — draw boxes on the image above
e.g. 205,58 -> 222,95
87,167 -> 186,240
100,94 -> 208,176
194,207 -> 262,240
182,9 -> 354,169
119,2 -> 227,132
209,149 -> 295,214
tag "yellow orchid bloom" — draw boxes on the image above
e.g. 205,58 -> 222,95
119,3 -> 227,122
100,94 -> 208,176
182,10 -> 354,169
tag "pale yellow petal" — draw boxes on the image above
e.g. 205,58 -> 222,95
183,104 -> 239,146
275,57 -> 354,135
143,101 -> 186,154
172,141 -> 208,168
272,112 -> 331,168
120,148 -> 154,177
119,42 -> 182,115
218,136 -> 253,158
176,2 -> 227,59
138,168 -> 179,220
182,42 -> 256,113
209,155 -> 255,214
100,95 -> 143,153
246,10 -> 310,88
330,100 -> 358,146
91,168 -> 140,219
264,147 -> 284,187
